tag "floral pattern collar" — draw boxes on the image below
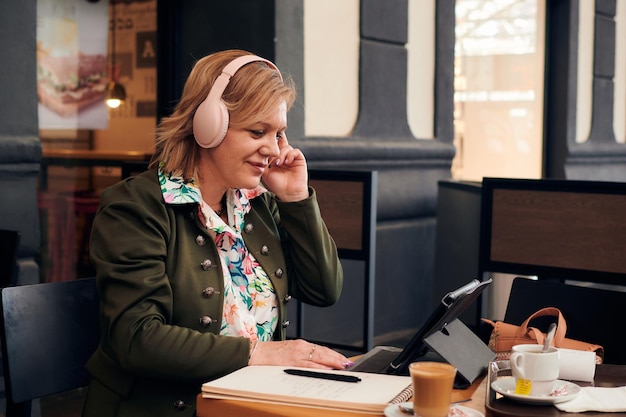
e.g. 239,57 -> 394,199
158,168 -> 202,205
158,166 -> 266,207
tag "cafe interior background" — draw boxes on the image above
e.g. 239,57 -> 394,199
39,0 -> 156,190
36,0 -> 156,284
3,0 -> 625,353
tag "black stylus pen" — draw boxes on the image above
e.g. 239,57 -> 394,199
284,368 -> 362,383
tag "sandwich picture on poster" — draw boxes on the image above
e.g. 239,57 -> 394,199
37,0 -> 109,129
37,50 -> 107,117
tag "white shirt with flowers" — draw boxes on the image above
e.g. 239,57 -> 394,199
159,167 -> 278,343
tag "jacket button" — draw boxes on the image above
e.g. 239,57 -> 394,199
200,316 -> 214,327
282,320 -> 290,328
260,245 -> 269,255
195,235 -> 207,246
275,268 -> 284,278
173,399 -> 186,411
202,287 -> 219,298
283,294 -> 292,303
244,223 -> 254,234
200,259 -> 213,271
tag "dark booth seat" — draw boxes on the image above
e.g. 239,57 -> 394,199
0,277 -> 99,416
503,277 -> 626,365
0,229 -> 20,287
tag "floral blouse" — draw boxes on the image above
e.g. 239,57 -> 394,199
158,168 -> 278,342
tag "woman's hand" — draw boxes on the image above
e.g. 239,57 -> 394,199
261,135 -> 309,202
248,339 -> 354,370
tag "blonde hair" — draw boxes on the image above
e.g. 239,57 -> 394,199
150,49 -> 296,180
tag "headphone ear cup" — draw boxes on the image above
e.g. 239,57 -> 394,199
192,54 -> 282,149
193,94 -> 229,148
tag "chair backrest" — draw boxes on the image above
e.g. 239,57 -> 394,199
504,277 -> 626,365
0,229 -> 21,287
0,277 -> 99,414
293,169 -> 378,352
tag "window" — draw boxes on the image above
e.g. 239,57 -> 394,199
453,0 -> 545,181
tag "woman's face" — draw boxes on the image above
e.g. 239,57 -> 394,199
203,101 -> 287,191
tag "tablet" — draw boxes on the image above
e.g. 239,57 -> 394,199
351,278 -> 493,380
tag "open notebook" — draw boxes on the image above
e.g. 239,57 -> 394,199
350,278 -> 495,388
201,365 -> 412,415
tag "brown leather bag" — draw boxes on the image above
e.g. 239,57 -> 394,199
482,307 -> 604,363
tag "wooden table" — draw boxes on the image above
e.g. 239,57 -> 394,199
40,149 -> 151,188
196,363 -> 626,417
196,374 -> 487,417
486,363 -> 626,417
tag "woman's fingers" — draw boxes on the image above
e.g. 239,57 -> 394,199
248,340 -> 351,370
304,343 -> 354,370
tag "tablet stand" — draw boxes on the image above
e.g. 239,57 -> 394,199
422,318 -> 496,388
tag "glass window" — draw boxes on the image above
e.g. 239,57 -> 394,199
453,0 -> 545,180
37,0 -> 157,282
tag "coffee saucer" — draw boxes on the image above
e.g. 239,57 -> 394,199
491,377 -> 581,404
384,402 -> 484,417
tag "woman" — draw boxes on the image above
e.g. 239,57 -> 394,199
83,49 -> 350,417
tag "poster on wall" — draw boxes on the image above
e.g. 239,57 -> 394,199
94,0 -> 157,152
37,0 -> 109,129
106,0 -> 157,121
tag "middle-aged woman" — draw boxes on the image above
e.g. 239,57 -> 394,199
82,49 -> 350,417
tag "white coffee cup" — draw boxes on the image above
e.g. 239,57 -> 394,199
510,344 -> 559,396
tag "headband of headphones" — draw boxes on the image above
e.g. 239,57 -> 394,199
192,54 -> 282,148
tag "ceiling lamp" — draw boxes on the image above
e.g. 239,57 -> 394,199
105,80 -> 126,108
106,0 -> 126,108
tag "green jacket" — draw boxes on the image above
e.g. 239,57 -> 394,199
83,169 -> 343,417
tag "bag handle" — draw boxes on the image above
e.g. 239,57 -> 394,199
515,307 -> 567,346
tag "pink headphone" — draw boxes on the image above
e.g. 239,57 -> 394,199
192,54 -> 283,148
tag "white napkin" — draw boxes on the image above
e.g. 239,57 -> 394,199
558,348 -> 596,382
555,386 -> 626,412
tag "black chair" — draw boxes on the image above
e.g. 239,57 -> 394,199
291,169 -> 378,353
0,278 -> 99,416
503,277 -> 626,365
0,229 -> 20,287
